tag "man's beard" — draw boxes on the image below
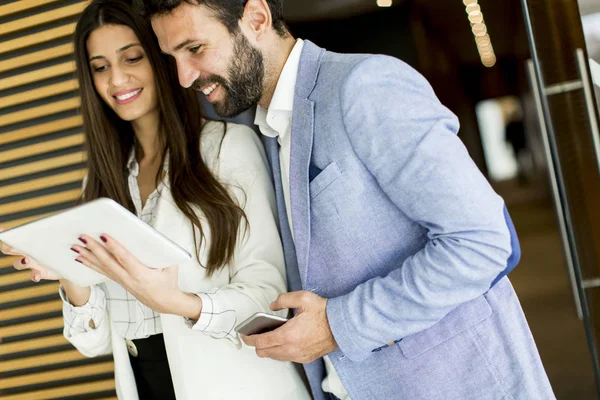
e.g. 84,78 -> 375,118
192,31 -> 264,118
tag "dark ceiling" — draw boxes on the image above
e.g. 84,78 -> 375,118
284,0 -> 530,64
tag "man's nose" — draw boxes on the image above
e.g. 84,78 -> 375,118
176,59 -> 199,89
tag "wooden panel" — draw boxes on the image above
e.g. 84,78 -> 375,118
0,257 -> 19,268
0,300 -> 62,321
0,188 -> 81,216
0,349 -> 85,373
0,271 -> 31,287
0,0 -> 64,18
1,80 -> 79,110
0,284 -> 59,305
0,23 -> 77,55
0,98 -> 80,128
0,379 -> 115,400
0,134 -> 84,164
0,61 -> 76,91
0,2 -> 89,37
4,212 -> 55,230
0,169 -> 86,199
0,116 -> 82,146
0,334 -> 67,357
0,43 -> 74,74
0,152 -> 86,181
0,317 -> 63,340
0,362 -> 113,390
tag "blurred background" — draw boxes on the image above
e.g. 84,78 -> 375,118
3,0 -> 600,398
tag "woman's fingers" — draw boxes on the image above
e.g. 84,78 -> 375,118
13,257 -> 61,281
0,241 -> 20,256
72,244 -> 105,270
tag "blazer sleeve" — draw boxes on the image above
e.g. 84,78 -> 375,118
326,56 -> 516,362
187,123 -> 288,344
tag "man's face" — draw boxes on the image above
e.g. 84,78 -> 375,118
152,2 -> 265,117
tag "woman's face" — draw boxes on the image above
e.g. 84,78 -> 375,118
87,24 -> 158,122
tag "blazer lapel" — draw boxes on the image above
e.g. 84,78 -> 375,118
290,40 -> 325,285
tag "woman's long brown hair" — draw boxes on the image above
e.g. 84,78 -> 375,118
74,0 -> 246,276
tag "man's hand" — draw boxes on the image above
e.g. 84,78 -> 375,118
241,291 -> 338,364
73,234 -> 202,320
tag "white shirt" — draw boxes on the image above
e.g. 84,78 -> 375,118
254,38 -> 350,400
61,149 -> 237,342
59,121 -> 311,400
61,150 -> 166,340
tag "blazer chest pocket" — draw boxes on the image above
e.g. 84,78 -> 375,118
399,294 -> 493,359
309,162 -> 341,199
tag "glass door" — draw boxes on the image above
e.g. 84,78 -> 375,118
521,0 -> 600,396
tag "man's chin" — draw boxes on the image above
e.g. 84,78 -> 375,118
213,102 -> 252,118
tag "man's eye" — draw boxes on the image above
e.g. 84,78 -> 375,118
189,45 -> 201,54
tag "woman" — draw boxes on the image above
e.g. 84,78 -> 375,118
0,1 -> 310,399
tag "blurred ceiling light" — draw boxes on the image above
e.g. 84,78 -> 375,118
463,1 -> 496,67
377,0 -> 393,7
466,4 -> 481,14
482,57 -> 497,67
475,34 -> 491,44
472,23 -> 487,35
468,12 -> 483,24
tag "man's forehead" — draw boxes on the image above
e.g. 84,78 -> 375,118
151,5 -> 218,48
151,11 -> 194,48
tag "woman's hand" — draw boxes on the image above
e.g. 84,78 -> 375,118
73,234 -> 202,319
0,228 -> 62,282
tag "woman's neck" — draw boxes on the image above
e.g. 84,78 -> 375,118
131,109 -> 162,161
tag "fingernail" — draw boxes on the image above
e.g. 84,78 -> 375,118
71,247 -> 80,254
78,237 -> 87,244
33,275 -> 40,282
75,259 -> 83,264
21,258 -> 27,265
100,235 -> 107,243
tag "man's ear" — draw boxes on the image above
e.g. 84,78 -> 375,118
241,0 -> 273,40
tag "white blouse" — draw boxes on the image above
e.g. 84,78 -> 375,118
60,121 -> 284,346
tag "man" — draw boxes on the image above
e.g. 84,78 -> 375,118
138,0 -> 554,398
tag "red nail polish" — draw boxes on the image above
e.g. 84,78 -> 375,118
71,247 -> 80,254
100,235 -> 107,243
21,258 -> 26,265
79,237 -> 87,244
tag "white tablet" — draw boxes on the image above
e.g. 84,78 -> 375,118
0,198 -> 192,287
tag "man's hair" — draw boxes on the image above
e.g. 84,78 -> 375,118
134,0 -> 289,37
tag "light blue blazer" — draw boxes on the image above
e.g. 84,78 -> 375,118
263,40 -> 554,400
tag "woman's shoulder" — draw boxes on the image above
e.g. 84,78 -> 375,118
200,119 -> 264,169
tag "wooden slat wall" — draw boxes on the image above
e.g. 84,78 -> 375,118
0,1 -> 116,399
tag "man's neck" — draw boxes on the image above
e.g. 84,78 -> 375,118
258,36 -> 298,109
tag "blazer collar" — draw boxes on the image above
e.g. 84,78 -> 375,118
288,40 -> 326,285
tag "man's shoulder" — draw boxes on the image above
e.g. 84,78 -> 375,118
311,50 -> 417,98
320,50 -> 410,79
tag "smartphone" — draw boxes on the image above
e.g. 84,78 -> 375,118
235,312 -> 288,335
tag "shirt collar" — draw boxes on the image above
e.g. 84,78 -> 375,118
254,38 -> 304,138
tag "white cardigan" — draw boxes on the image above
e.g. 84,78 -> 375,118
63,121 -> 311,400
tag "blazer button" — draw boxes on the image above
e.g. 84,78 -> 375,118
126,339 -> 138,357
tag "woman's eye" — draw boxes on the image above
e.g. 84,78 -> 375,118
189,45 -> 201,54
127,56 -> 143,63
93,65 -> 107,72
